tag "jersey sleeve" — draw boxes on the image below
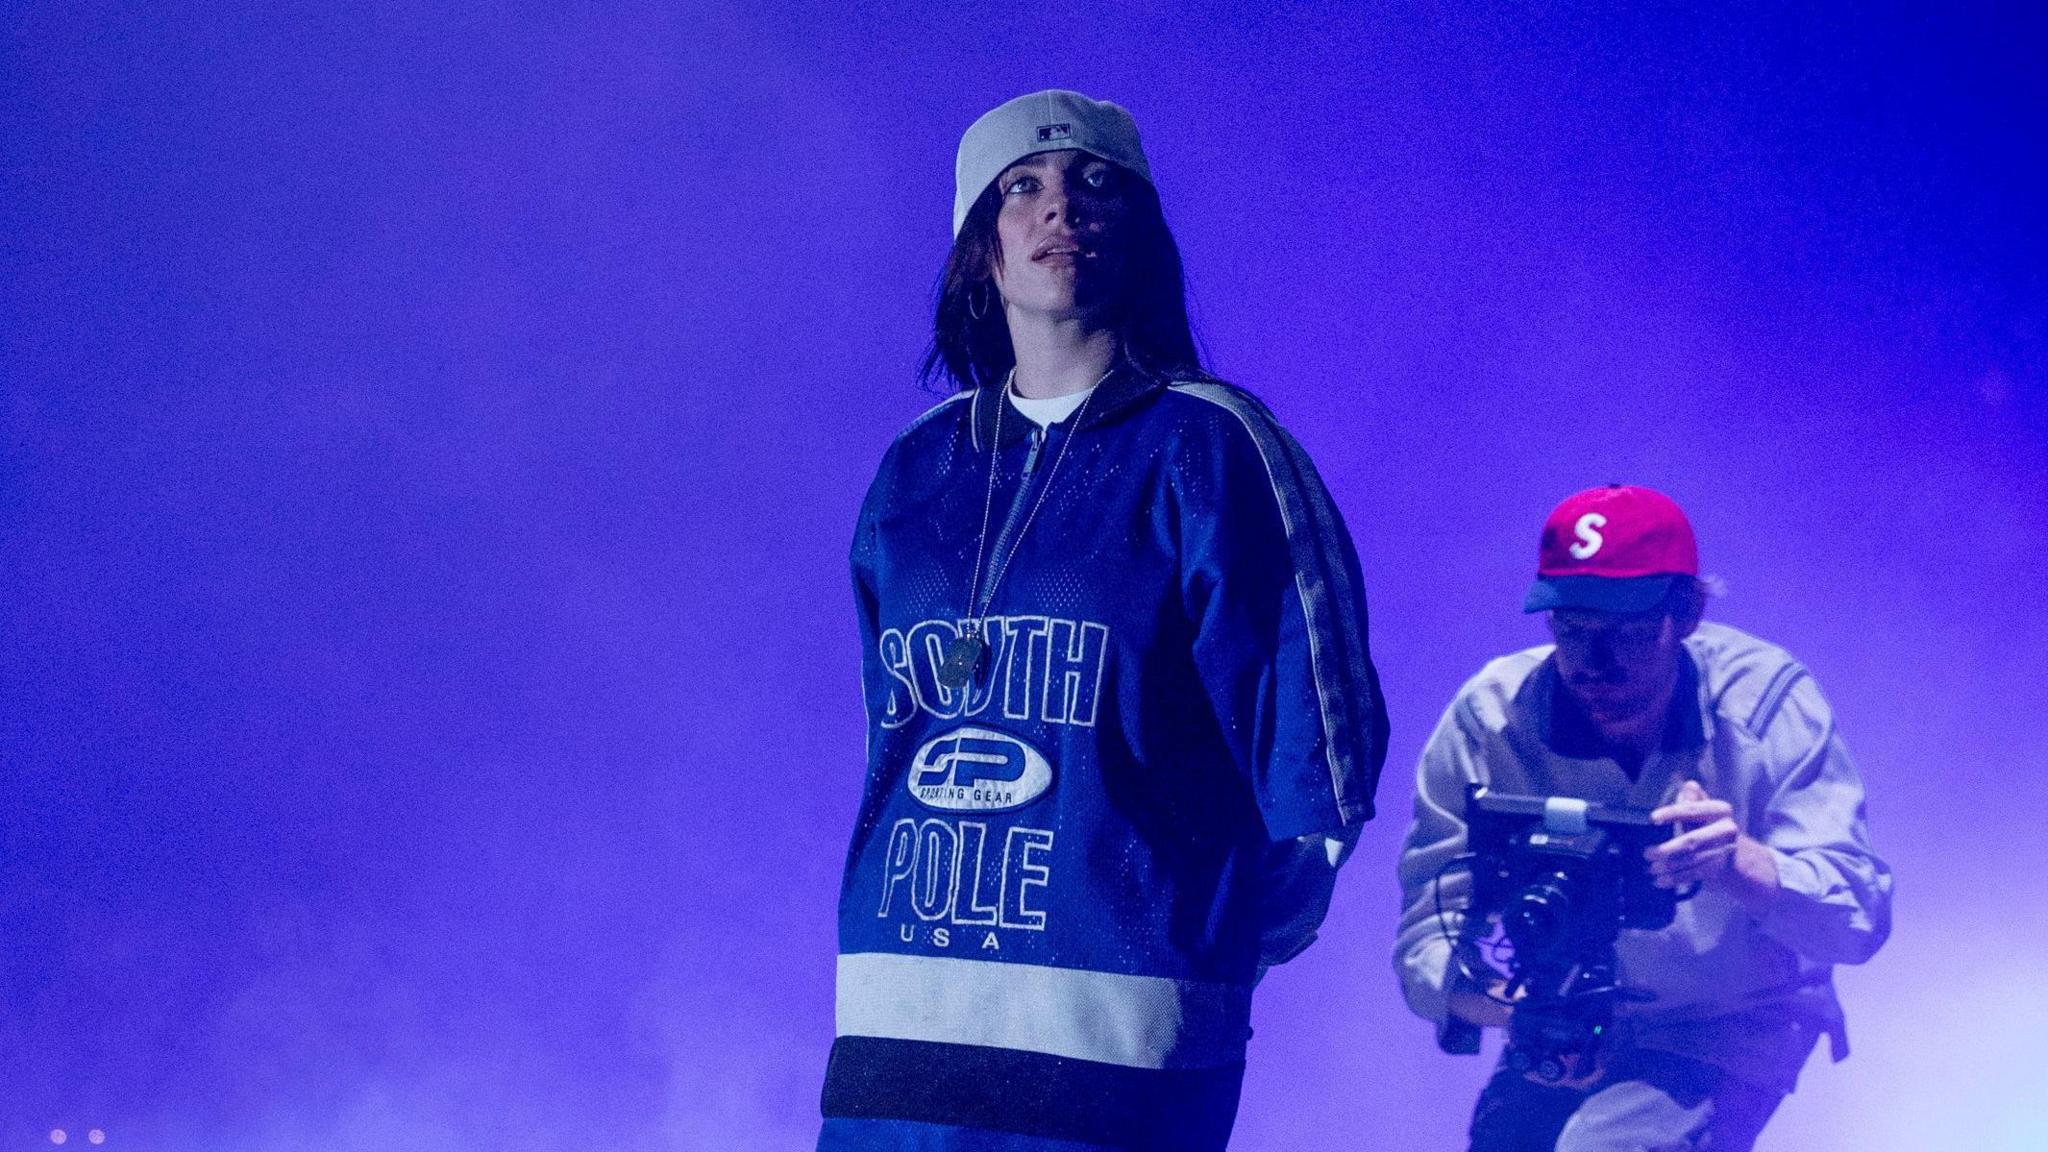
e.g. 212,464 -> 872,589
1173,383 -> 1389,842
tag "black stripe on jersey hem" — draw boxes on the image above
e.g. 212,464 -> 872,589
821,1036 -> 1242,1152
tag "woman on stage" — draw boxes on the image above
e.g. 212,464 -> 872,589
820,89 -> 1389,1152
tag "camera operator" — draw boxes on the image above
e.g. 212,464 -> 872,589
1393,485 -> 1892,1152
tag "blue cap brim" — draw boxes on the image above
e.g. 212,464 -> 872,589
1523,574 -> 1677,614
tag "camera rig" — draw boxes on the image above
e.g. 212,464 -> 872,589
1451,784 -> 1685,1083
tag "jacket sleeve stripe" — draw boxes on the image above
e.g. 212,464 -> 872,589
1169,382 -> 1384,821
1746,661 -> 1809,737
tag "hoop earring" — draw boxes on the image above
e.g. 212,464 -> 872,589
968,281 -> 994,321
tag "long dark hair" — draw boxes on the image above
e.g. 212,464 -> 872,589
919,165 -> 1206,392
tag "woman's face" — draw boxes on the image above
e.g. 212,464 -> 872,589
987,150 -> 1130,323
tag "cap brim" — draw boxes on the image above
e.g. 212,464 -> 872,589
1523,574 -> 1677,614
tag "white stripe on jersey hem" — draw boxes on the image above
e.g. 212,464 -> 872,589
835,952 -> 1252,1070
1168,381 -> 1351,811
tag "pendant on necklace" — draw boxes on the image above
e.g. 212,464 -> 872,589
938,623 -> 988,692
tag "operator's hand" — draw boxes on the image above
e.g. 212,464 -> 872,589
1647,780 -> 1780,915
1447,977 -> 1516,1030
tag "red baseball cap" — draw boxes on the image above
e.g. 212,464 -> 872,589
1523,485 -> 1699,613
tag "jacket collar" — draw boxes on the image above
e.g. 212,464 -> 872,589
968,360 -> 1166,451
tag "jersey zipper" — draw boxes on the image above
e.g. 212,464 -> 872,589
976,423 -> 1047,608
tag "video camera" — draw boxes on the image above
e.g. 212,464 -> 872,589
1455,784 -> 1684,1083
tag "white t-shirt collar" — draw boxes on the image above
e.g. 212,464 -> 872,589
1007,382 -> 1098,430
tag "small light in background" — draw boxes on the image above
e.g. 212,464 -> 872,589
89,1133 -> 107,1146
49,1132 -> 66,1146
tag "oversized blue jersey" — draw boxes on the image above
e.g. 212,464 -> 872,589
823,368 -> 1387,1151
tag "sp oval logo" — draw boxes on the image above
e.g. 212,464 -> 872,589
908,726 -> 1054,812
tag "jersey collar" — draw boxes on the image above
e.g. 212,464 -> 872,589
969,361 -> 1165,451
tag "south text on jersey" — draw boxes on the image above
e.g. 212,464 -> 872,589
876,615 -> 1109,729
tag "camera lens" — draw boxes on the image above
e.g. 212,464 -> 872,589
1505,871 -> 1575,956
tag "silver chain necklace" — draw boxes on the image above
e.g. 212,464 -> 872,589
937,367 -> 1108,691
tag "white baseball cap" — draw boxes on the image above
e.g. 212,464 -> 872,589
952,89 -> 1153,237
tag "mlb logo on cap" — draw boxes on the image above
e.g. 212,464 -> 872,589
1524,485 -> 1698,614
